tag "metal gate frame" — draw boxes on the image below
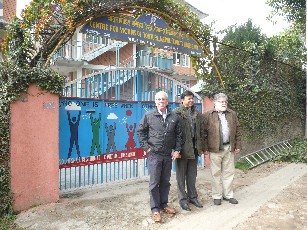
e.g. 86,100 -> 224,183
59,98 -> 203,192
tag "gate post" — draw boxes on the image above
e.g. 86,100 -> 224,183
10,84 -> 59,212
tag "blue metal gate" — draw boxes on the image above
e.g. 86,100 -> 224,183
59,68 -> 203,192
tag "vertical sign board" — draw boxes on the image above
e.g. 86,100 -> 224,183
81,13 -> 205,57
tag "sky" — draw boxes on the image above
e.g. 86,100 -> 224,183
16,0 -> 31,18
185,0 -> 290,37
17,0 -> 290,37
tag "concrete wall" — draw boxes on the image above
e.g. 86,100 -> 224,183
10,84 -> 59,212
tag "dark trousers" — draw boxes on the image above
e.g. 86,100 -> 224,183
175,153 -> 198,205
148,153 -> 172,212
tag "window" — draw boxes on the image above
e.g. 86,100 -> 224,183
85,69 -> 97,76
173,52 -> 190,67
181,80 -> 190,88
173,53 -> 180,65
85,34 -> 108,45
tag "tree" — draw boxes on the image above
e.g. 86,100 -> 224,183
270,26 -> 305,68
267,0 -> 306,32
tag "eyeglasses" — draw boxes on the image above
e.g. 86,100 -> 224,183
156,98 -> 167,101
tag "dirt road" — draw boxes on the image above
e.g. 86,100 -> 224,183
15,162 -> 307,230
163,163 -> 307,230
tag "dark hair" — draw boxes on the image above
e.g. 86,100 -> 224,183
181,90 -> 194,99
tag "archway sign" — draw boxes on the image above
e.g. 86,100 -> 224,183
81,13 -> 205,57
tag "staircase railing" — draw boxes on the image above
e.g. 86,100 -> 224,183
51,38 -> 127,63
63,67 -> 202,103
121,50 -> 173,71
82,40 -> 128,62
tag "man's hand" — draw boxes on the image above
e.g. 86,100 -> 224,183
172,151 -> 181,160
234,148 -> 240,154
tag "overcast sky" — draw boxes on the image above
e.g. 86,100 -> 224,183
185,0 -> 290,37
16,0 -> 31,17
17,0 -> 290,37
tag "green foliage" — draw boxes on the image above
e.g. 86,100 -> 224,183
200,20 -> 305,139
270,26 -> 306,67
4,18 -> 35,68
0,215 -> 24,230
273,138 -> 307,163
267,0 -> 306,32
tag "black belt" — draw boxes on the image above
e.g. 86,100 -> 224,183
223,142 -> 230,145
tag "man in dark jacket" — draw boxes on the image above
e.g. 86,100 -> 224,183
174,90 -> 205,211
203,93 -> 241,206
137,91 -> 182,222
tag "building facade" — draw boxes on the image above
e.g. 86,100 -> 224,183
1,0 -> 206,100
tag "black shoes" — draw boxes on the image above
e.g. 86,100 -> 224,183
180,198 -> 203,210
213,198 -> 238,205
180,203 -> 191,211
223,197 -> 238,204
213,199 -> 221,205
189,198 -> 203,208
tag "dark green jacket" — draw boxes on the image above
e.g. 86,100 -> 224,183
174,105 -> 205,159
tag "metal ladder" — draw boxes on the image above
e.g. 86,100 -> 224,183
240,140 -> 292,169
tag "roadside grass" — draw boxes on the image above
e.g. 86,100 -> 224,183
235,160 -> 250,171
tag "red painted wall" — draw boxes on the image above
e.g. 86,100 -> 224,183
202,96 -> 214,168
10,84 -> 59,212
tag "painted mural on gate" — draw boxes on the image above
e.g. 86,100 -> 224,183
59,98 -> 202,169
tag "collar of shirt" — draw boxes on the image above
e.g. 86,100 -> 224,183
157,109 -> 167,120
157,109 -> 167,115
214,108 -> 229,114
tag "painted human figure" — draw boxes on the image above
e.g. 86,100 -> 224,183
67,110 -> 81,160
90,113 -> 102,156
125,123 -> 136,151
105,122 -> 117,154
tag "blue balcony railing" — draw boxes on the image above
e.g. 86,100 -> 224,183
121,50 -> 173,72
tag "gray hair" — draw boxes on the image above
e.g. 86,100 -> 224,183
213,93 -> 228,101
155,91 -> 168,100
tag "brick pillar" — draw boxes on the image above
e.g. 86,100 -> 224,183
10,84 -> 59,212
3,0 -> 17,22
